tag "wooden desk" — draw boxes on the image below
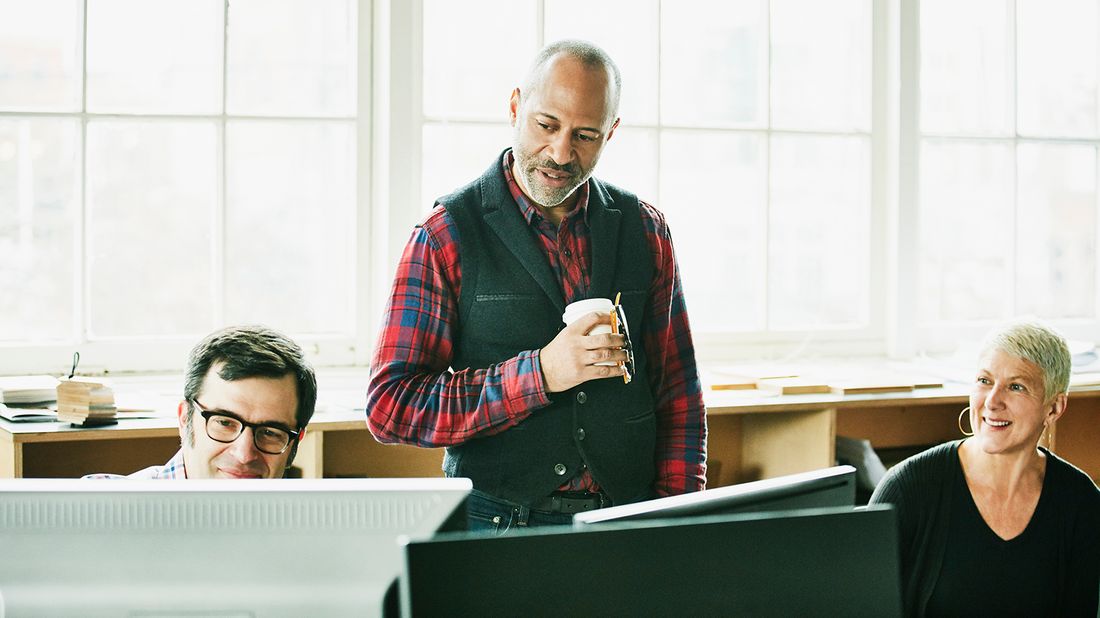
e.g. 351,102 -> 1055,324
704,384 -> 1100,486
0,410 -> 445,480
4,385 -> 1099,484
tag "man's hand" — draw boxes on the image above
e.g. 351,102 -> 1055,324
539,311 -> 629,393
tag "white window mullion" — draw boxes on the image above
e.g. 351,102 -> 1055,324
762,0 -> 773,332
353,0 -> 374,365
869,0 -> 893,355
1008,0 -> 1019,317
892,0 -> 920,357
77,0 -> 89,347
215,0 -> 229,329
367,0 -> 424,349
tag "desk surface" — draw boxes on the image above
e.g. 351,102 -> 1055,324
4,369 -> 1100,482
7,378 -> 1100,437
0,409 -> 367,442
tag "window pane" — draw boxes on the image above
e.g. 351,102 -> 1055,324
0,118 -> 79,341
422,122 -> 512,209
661,0 -> 767,128
86,0 -> 223,114
769,135 -> 870,329
225,121 -> 355,334
918,140 -> 1014,323
592,127 -> 658,205
544,0 -> 659,125
86,120 -> 216,337
1017,0 -> 1099,138
661,130 -> 767,332
920,0 -> 1013,136
422,0 -> 536,121
227,0 -> 356,117
771,0 -> 871,132
0,0 -> 82,112
1016,143 -> 1096,318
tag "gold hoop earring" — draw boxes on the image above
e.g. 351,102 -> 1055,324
957,407 -> 974,437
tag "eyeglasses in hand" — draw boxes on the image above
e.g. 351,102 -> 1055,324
610,293 -> 635,385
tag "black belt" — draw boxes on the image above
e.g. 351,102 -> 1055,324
529,491 -> 610,514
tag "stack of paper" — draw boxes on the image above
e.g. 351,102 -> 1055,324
0,375 -> 61,404
56,378 -> 117,425
0,404 -> 57,423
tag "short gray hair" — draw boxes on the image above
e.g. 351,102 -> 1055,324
981,319 -> 1071,402
521,39 -> 622,124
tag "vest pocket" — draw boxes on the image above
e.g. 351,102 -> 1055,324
475,293 -> 540,302
623,408 -> 655,424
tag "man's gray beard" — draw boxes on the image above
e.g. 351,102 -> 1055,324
520,166 -> 584,208
514,150 -> 597,209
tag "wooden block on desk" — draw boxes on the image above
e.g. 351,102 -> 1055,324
828,381 -> 916,395
709,379 -> 758,391
756,378 -> 831,395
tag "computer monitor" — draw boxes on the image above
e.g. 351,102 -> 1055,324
0,477 -> 470,617
573,464 -> 856,525
401,504 -> 901,616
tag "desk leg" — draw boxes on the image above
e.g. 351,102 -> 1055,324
0,435 -> 21,479
739,408 -> 836,480
294,430 -> 323,479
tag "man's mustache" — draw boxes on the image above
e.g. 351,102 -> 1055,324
532,159 -> 578,175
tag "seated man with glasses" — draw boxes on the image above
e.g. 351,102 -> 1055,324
86,325 -> 317,479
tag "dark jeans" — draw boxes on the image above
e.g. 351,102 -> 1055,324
465,489 -> 575,534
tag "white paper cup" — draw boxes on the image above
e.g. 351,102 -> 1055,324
562,298 -> 616,365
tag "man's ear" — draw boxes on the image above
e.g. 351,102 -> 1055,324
177,400 -> 191,446
509,88 -> 521,126
606,117 -> 620,142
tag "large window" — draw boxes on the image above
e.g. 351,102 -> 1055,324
420,0 -> 874,351
0,0 -> 358,372
5,0 -> 1100,373
916,0 -> 1100,350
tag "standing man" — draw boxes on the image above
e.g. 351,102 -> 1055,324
87,325 -> 317,479
367,40 -> 706,531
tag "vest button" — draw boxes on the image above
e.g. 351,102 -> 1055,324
576,427 -> 586,440
554,463 -> 567,476
576,391 -> 587,404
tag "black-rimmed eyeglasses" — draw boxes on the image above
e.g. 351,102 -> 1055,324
190,400 -> 300,455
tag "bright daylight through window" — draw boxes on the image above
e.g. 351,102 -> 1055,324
3,0 -> 1100,370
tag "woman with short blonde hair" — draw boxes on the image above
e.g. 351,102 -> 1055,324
871,320 -> 1100,616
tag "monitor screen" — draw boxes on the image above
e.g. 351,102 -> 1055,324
0,477 -> 470,617
573,464 -> 856,525
402,504 -> 901,616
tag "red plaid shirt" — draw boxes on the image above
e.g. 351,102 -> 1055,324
367,150 -> 706,497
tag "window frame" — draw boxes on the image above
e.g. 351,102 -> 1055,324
8,0 -> 1100,376
0,0 -> 372,375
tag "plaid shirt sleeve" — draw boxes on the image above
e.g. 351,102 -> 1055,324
366,206 -> 552,448
639,201 -> 708,496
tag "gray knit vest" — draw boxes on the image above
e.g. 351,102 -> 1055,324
439,152 -> 657,506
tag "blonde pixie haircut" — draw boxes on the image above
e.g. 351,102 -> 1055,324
981,319 -> 1071,403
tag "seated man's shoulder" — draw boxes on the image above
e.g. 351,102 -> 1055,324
81,464 -> 170,480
